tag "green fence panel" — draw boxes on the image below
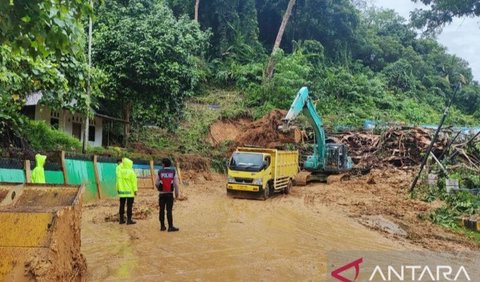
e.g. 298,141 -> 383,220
97,162 -> 118,198
0,168 -> 25,183
65,159 -> 98,201
44,170 -> 65,184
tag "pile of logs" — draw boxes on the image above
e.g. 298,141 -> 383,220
335,127 -> 451,168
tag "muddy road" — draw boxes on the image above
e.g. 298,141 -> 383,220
81,172 -> 478,281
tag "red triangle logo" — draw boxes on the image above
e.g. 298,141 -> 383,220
331,258 -> 364,282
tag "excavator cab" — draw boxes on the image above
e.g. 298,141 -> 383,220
324,144 -> 353,172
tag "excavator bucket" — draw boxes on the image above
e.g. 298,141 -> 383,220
0,183 -> 85,281
278,128 -> 303,144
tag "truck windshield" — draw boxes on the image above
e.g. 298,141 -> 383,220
229,153 -> 264,172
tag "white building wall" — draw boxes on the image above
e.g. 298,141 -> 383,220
61,109 -> 72,135
92,116 -> 103,147
32,105 -> 104,148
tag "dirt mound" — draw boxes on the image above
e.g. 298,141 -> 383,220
103,206 -> 153,223
175,154 -> 210,172
235,109 -> 299,148
302,168 -> 480,251
208,119 -> 251,145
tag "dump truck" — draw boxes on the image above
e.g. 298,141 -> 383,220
226,147 -> 299,200
0,183 -> 85,281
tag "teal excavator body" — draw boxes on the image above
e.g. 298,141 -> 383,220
281,87 -> 353,182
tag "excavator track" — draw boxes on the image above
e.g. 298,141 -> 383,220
326,173 -> 350,184
294,171 -> 311,186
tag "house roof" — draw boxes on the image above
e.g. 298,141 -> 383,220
26,92 -> 79,107
25,92 -> 128,123
25,92 -> 42,106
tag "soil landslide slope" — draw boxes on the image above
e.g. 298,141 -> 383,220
208,109 -> 300,149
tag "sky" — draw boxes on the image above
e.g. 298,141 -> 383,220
372,0 -> 480,82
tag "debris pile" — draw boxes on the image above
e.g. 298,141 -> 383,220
339,132 -> 380,167
338,127 -> 449,168
377,127 -> 447,167
207,109 -> 479,170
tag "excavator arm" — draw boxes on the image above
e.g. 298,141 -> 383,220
281,87 -> 325,170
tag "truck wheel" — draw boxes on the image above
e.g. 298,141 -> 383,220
284,180 -> 292,194
263,186 -> 270,200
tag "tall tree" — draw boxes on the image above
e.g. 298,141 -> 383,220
93,0 -> 209,145
265,0 -> 296,80
0,0 -> 98,132
411,0 -> 480,33
194,0 -> 200,22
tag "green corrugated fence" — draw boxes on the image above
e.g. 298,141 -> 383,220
45,170 -> 65,184
0,168 -> 26,183
65,159 -> 98,202
0,155 -> 160,201
97,162 -> 118,198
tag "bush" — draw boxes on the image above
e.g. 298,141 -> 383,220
22,120 -> 82,151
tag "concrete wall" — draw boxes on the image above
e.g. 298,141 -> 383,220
34,105 -> 103,147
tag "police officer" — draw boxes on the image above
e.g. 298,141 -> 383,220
155,158 -> 180,232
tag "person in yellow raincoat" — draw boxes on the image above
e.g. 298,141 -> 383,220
31,154 -> 47,184
116,158 -> 137,225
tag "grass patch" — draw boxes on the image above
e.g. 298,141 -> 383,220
132,88 -> 248,157
452,226 -> 480,242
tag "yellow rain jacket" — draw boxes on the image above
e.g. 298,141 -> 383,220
116,161 -> 122,193
31,154 -> 46,184
116,158 -> 137,198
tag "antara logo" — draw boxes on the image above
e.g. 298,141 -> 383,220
368,265 -> 471,281
330,257 -> 472,282
331,258 -> 363,282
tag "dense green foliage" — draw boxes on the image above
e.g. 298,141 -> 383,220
0,0 -> 90,58
0,0 -> 100,134
22,120 -> 82,151
415,166 -> 480,234
177,1 -> 480,126
93,0 -> 209,128
2,0 -> 480,143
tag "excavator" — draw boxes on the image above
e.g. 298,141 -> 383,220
279,86 -> 353,185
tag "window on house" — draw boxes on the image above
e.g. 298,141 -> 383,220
50,118 -> 59,129
72,123 -> 82,140
88,125 -> 95,142
50,110 -> 60,129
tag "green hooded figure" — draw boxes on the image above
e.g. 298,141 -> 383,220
31,154 -> 47,184
116,158 -> 137,197
116,158 -> 138,224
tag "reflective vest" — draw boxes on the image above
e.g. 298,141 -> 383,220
158,168 -> 175,193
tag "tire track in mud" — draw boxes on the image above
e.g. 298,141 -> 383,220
83,177 -> 413,281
